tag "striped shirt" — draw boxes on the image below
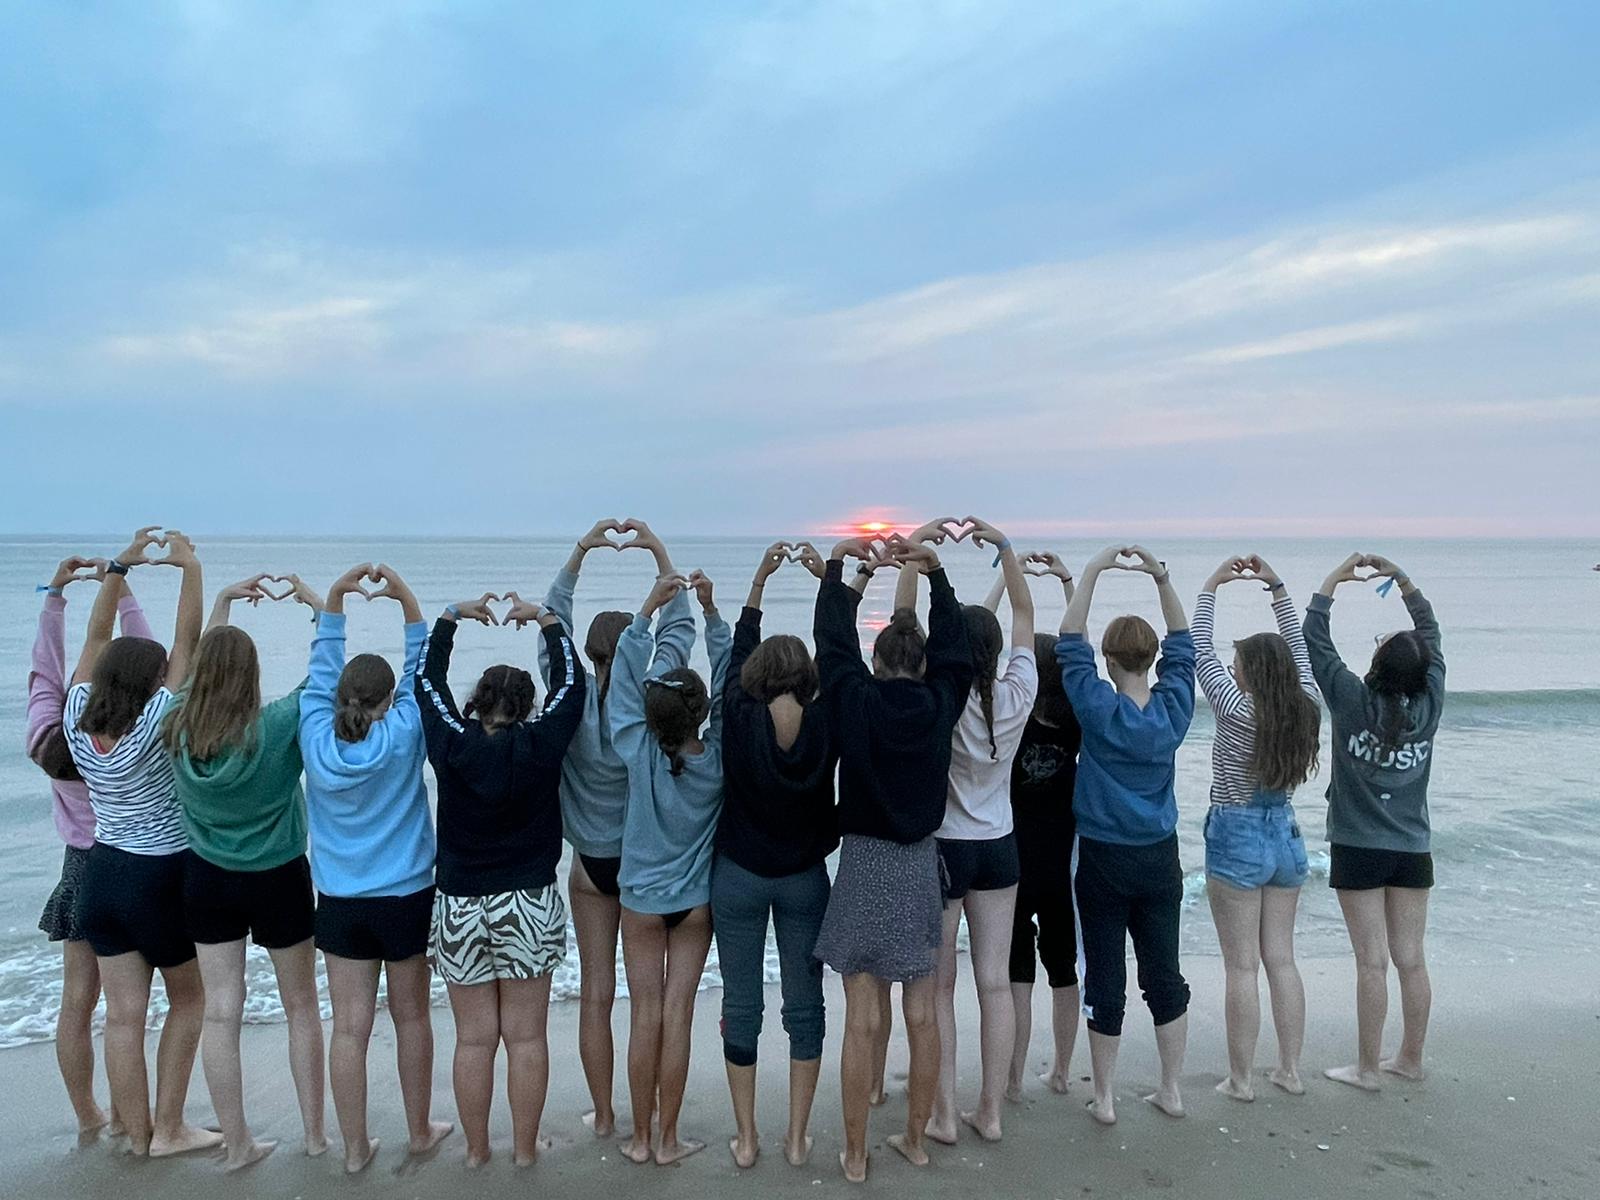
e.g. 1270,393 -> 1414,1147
1192,590 -> 1319,807
63,683 -> 187,854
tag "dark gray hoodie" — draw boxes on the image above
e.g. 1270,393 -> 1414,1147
1303,590 -> 1445,854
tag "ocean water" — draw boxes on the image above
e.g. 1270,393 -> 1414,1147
1,535 -> 1595,1047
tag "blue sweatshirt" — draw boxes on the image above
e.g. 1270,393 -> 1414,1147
609,606 -> 732,914
299,613 -> 435,899
1056,630 -> 1197,846
538,567 -> 694,857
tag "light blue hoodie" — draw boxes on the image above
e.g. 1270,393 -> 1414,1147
609,606 -> 731,914
299,612 -> 435,898
539,567 -> 694,858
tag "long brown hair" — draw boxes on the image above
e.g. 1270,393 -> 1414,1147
645,667 -> 710,776
465,665 -> 537,733
585,611 -> 632,705
1234,632 -> 1320,791
163,626 -> 261,761
335,653 -> 395,742
1031,632 -> 1072,729
740,634 -> 819,703
78,636 -> 169,740
962,605 -> 1003,759
1365,632 -> 1432,753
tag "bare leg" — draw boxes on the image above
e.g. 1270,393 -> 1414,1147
1381,887 -> 1431,1079
1207,879 -> 1263,1102
959,886 -> 1018,1141
838,973 -> 883,1183
888,976 -> 938,1167
384,956 -> 452,1155
868,984 -> 892,1105
1326,887 -> 1389,1090
725,1062 -> 758,1167
98,952 -> 154,1155
268,938 -> 327,1156
326,954 -> 381,1173
1045,985 -> 1080,1092
500,975 -> 554,1166
1085,1030 -> 1119,1124
148,959 -> 224,1157
618,908 -> 664,1164
1259,887 -> 1306,1094
58,940 -> 109,1134
196,940 -> 276,1170
655,907 -> 712,1165
1144,1014 -> 1188,1118
1007,981 -> 1032,1101
446,981 -> 500,1167
926,902 -> 962,1144
570,859 -> 621,1137
785,1056 -> 821,1166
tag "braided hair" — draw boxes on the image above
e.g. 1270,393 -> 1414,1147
644,667 -> 710,776
961,604 -> 1004,760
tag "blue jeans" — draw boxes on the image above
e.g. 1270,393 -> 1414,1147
1204,792 -> 1310,891
710,854 -> 830,1065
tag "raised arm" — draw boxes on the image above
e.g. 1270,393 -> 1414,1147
1061,545 -> 1123,636
527,619 -> 587,767
969,517 -> 1034,652
1025,551 -> 1076,626
1303,553 -> 1370,712
1126,545 -> 1187,633
816,539 -> 876,688
367,563 -> 423,624
652,572 -> 696,672
1364,553 -> 1444,702
900,541 -> 974,697
161,532 -> 205,688
29,558 -> 103,749
608,575 -> 684,756
618,517 -> 676,578
1194,556 -> 1251,717
1244,554 -> 1318,698
745,541 -> 790,612
71,528 -> 161,684
207,574 -> 272,630
704,605 -> 734,744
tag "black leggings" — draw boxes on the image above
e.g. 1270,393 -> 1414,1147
1074,835 -> 1189,1037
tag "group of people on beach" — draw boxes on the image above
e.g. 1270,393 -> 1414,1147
24,518 -> 1445,1181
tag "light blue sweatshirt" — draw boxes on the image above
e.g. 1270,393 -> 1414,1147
539,566 -> 694,857
609,606 -> 731,914
299,612 -> 435,898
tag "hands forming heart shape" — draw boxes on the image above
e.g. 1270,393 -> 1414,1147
1021,551 -> 1071,580
117,525 -> 196,568
579,517 -> 662,554
449,591 -> 548,628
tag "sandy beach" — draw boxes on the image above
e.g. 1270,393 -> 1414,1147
2,950 -> 1595,1200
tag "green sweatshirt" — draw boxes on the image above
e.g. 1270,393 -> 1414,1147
171,687 -> 308,872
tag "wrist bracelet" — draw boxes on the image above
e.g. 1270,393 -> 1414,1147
445,603 -> 461,618
855,564 -> 874,577
38,584 -> 63,596
990,538 -> 1012,569
1268,580 -> 1286,593
105,560 -> 130,576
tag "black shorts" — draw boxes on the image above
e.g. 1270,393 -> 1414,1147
938,833 -> 1021,902
77,842 -> 196,968
1329,844 -> 1434,891
578,853 -> 622,898
315,887 -> 435,962
184,851 -> 316,948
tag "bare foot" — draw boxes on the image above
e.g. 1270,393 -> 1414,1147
868,1083 -> 888,1108
1324,1064 -> 1381,1092
222,1139 -> 278,1172
582,1109 -> 616,1138
839,1149 -> 867,1183
408,1120 -> 454,1157
1215,1077 -> 1255,1102
960,1109 -> 1002,1142
108,1114 -> 128,1139
1142,1089 -> 1185,1118
513,1134 -> 553,1167
730,1134 -> 758,1168
784,1133 -> 813,1167
1005,1079 -> 1023,1103
886,1132 -> 929,1166
655,1136 -> 704,1165
620,1134 -> 653,1164
345,1137 -> 380,1175
305,1133 -> 330,1158
465,1146 -> 492,1169
1040,1066 -> 1072,1095
1269,1068 -> 1305,1095
77,1105 -> 111,1137
149,1124 -> 226,1157
1381,1056 -> 1425,1081
924,1114 -> 958,1145
1086,1096 -> 1116,1126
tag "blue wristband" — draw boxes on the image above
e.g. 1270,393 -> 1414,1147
1375,577 -> 1396,598
446,603 -> 461,618
37,584 -> 63,596
991,538 -> 1012,568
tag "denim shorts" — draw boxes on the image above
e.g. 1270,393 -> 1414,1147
1204,801 -> 1309,890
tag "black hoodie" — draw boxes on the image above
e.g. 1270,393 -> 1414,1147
814,560 -> 974,844
716,607 -> 840,878
417,619 -> 586,896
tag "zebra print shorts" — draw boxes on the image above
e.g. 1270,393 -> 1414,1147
430,883 -> 568,986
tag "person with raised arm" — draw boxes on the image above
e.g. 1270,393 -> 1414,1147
538,518 -> 689,1138
62,527 -> 220,1159
899,517 -> 1036,1146
608,568 -> 730,1165
1195,554 -> 1320,1102
416,588 -> 586,1168
27,554 -> 154,1137
165,570 -> 327,1169
714,541 -> 838,1169
982,550 -> 1084,1101
1056,544 -> 1195,1126
1305,553 -> 1444,1092
812,531 -> 974,1183
300,563 -> 452,1173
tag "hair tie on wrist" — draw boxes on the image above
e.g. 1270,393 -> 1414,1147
1375,577 -> 1397,598
446,603 -> 461,618
1268,580 -> 1286,593
990,538 -> 1012,568
38,584 -> 63,596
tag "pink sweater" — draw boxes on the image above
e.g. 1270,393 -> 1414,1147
27,592 -> 156,849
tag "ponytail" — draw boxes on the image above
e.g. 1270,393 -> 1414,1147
334,654 -> 396,744
644,668 -> 710,776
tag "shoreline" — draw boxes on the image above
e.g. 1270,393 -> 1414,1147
2,952 -> 1595,1199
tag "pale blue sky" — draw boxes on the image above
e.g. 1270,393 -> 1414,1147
2,2 -> 1597,536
